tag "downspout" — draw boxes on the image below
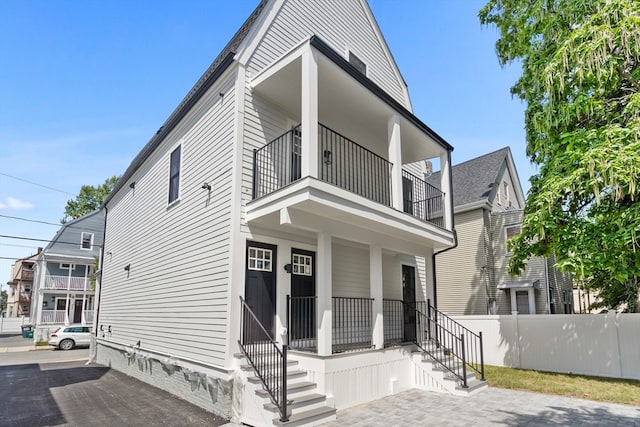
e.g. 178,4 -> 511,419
432,150 -> 457,310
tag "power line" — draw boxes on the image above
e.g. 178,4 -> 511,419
0,214 -> 104,233
0,234 -> 102,248
0,172 -> 75,196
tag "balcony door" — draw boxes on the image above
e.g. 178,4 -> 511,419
402,265 -> 417,342
245,242 -> 277,340
290,249 -> 316,344
402,176 -> 414,215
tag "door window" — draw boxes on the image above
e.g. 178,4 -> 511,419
248,247 -> 272,271
292,254 -> 312,276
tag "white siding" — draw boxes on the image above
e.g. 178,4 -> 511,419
246,0 -> 408,108
332,241 -> 370,298
100,73 -> 237,366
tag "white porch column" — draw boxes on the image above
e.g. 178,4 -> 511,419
316,232 -> 332,356
439,151 -> 453,230
528,289 -> 536,314
301,47 -> 319,179
370,245 -> 384,349
388,114 -> 403,211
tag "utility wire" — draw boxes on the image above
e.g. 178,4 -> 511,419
0,214 -> 104,233
0,172 -> 75,196
0,234 -> 102,248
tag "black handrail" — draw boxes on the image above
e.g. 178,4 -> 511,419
287,295 -> 317,351
424,300 -> 485,382
238,297 -> 289,422
401,169 -> 445,228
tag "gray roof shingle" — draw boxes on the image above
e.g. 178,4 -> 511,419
426,147 -> 511,208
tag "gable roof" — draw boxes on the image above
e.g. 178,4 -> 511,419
426,147 -> 513,208
104,0 -> 269,207
44,210 -> 105,259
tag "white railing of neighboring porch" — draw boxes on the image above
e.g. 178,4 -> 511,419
41,310 -> 67,324
82,310 -> 94,324
43,275 -> 90,291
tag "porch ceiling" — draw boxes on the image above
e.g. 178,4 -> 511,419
246,177 -> 454,254
251,43 -> 444,164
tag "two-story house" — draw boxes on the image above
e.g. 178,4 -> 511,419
427,147 -> 573,316
95,1 -> 486,425
5,250 -> 40,318
30,210 -> 103,342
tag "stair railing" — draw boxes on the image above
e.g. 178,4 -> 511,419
238,297 -> 289,422
421,300 -> 486,385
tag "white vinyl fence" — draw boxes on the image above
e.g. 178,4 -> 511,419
0,316 -> 29,333
452,313 -> 640,380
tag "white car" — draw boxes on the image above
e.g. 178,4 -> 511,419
49,325 -> 92,350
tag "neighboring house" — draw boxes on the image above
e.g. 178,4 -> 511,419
96,1 -> 485,425
427,147 -> 573,316
30,211 -> 103,342
5,250 -> 40,318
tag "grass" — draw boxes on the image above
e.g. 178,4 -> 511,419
35,341 -> 49,346
484,365 -> 640,406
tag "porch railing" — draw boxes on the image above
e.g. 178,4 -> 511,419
402,170 -> 444,228
83,310 -> 94,324
253,126 -> 302,199
43,275 -> 90,291
238,297 -> 289,422
287,295 -> 317,351
419,301 -> 485,387
318,124 -> 392,206
332,296 -> 373,353
41,310 -> 67,325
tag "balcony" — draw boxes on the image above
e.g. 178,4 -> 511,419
43,275 -> 92,292
20,270 -> 34,281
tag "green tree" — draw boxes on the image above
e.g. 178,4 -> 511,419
480,0 -> 640,311
1,290 -> 7,312
62,176 -> 119,223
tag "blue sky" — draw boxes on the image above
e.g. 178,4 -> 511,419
0,0 -> 531,288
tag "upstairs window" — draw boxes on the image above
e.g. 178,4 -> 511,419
503,182 -> 510,206
81,232 -> 94,250
504,225 -> 521,252
349,51 -> 366,76
60,263 -> 76,270
168,145 -> 181,204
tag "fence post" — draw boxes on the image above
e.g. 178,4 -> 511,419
460,333 -> 468,388
252,149 -> 258,199
427,299 -> 432,341
286,295 -> 290,347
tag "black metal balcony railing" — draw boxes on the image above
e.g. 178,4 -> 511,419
402,170 -> 445,228
332,296 -> 373,353
253,126 -> 302,199
318,124 -> 391,206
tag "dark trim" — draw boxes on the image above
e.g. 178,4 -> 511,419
309,35 -> 454,152
103,52 -> 236,207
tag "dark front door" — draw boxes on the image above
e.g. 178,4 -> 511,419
290,249 -> 316,341
73,300 -> 83,323
402,265 -> 417,342
245,242 -> 277,341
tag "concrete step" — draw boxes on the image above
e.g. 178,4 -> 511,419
247,369 -> 308,385
455,379 -> 488,395
272,406 -> 337,427
240,359 -> 299,371
256,381 -> 317,399
264,393 -> 327,413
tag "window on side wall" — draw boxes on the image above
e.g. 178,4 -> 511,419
349,51 -> 366,76
168,145 -> 181,204
503,182 -> 510,206
60,263 -> 76,270
504,225 -> 521,252
81,232 -> 93,250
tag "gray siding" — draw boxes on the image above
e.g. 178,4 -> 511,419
246,0 -> 408,108
45,211 -> 104,258
436,209 -> 487,315
100,73 -> 237,366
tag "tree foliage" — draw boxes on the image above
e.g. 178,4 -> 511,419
480,0 -> 640,311
62,176 -> 119,223
1,290 -> 7,312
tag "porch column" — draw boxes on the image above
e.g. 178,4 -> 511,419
440,151 -> 453,230
388,114 -> 403,211
316,232 -> 332,356
301,46 -> 319,179
370,245 -> 384,349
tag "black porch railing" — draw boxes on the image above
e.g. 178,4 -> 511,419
238,297 -> 289,422
287,295 -> 317,351
252,124 -> 392,206
318,124 -> 392,206
332,296 -> 373,353
422,301 -> 485,384
402,170 -> 445,228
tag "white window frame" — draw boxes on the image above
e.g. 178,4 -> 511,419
168,144 -> 182,207
504,224 -> 522,253
503,181 -> 510,206
80,232 -> 94,250
248,247 -> 272,272
60,263 -> 76,270
292,254 -> 312,276
348,50 -> 367,76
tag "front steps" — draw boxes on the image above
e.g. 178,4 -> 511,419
412,340 -> 487,396
235,353 -> 336,427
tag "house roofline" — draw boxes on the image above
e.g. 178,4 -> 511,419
309,36 -> 453,152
